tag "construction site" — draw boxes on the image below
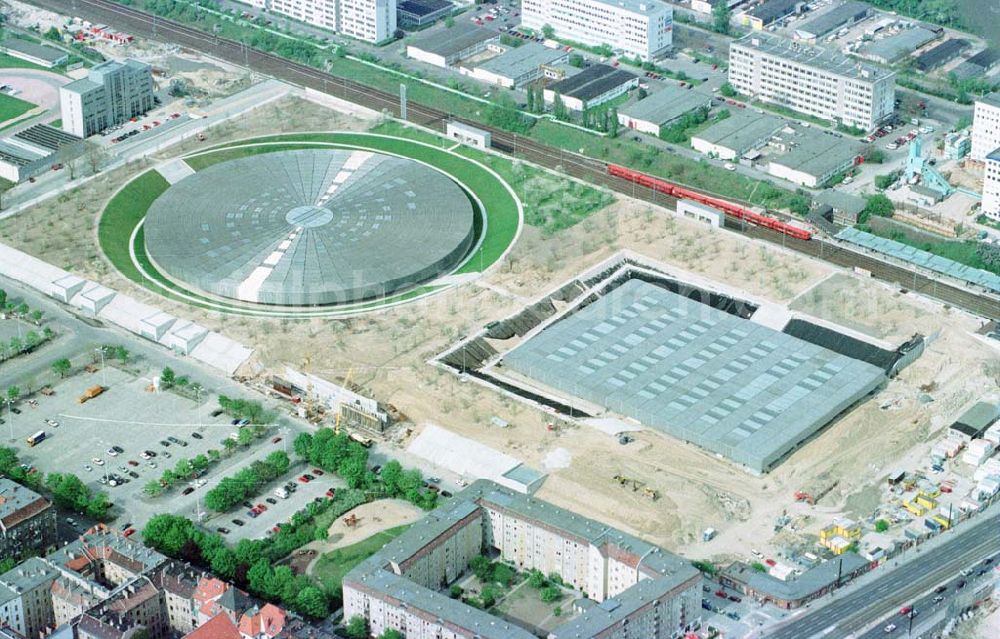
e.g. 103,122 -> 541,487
0,79 -> 996,575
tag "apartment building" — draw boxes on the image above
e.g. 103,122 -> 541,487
521,0 -> 672,60
0,479 -> 57,563
728,32 -> 895,131
60,58 -> 155,137
983,150 -> 1000,221
343,480 -> 702,639
972,93 -> 1000,162
247,0 -> 396,43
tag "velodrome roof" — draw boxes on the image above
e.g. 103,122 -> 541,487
503,280 -> 885,472
836,227 -> 1000,294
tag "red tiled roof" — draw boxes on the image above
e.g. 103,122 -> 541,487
238,604 -> 287,638
184,613 -> 241,639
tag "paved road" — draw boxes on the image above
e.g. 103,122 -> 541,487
763,511 -> 1000,638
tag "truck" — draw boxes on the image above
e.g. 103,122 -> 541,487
274,487 -> 289,500
349,433 -> 373,448
79,385 -> 105,404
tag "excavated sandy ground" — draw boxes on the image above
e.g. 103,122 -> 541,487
2,96 -> 996,564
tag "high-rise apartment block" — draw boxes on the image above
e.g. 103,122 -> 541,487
728,32 -> 895,131
242,0 -> 397,43
344,480 -> 701,639
983,151 -> 1000,221
59,58 -> 155,138
521,0 -> 672,60
972,93 -> 1000,162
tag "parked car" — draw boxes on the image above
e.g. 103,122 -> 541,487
191,432 -> 203,439
265,497 -> 277,505
123,528 -> 136,538
271,436 -> 282,444
232,519 -> 245,526
128,460 -> 139,467
216,527 -> 230,534
182,487 -> 195,496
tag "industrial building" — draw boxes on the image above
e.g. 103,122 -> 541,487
616,85 -> 713,137
248,0 -> 396,42
396,0 -> 452,28
793,1 -> 871,43
768,127 -> 865,187
144,149 -> 476,306
692,0 -> 742,16
984,149 -> 1000,221
856,27 -> 939,64
738,0 -> 803,31
0,38 -> 69,68
972,92 -> 1000,162
469,42 -> 568,88
0,124 -> 83,183
543,64 -> 639,112
343,479 -> 702,639
721,552 -> 871,609
406,22 -> 498,67
59,58 -> 155,137
729,32 -> 895,131
502,279 -> 887,473
521,0 -> 673,60
914,38 -> 970,72
690,109 -> 785,160
0,479 -> 57,564
813,188 -> 866,225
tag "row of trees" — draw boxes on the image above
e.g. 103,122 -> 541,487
217,395 -> 274,425
0,328 -> 54,362
144,451 -> 221,497
142,512 -> 330,618
659,106 -> 710,144
0,289 -> 44,325
203,450 -> 290,511
343,617 -> 401,639
0,446 -> 111,519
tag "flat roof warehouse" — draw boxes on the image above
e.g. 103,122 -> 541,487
501,279 -> 887,473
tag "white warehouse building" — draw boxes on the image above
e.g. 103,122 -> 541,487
521,0 -> 672,60
984,150 -> 1000,221
243,0 -> 397,43
728,32 -> 895,132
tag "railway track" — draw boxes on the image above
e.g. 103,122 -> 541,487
40,0 -> 1000,319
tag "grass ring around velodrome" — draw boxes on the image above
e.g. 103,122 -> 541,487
98,132 -> 523,318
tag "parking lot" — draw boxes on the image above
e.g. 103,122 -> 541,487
5,362 -> 337,539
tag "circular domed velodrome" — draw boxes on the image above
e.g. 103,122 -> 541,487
143,149 -> 476,306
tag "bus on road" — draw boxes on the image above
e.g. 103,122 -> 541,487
26,430 -> 46,447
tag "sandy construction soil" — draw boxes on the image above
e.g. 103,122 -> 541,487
2,96 -> 996,565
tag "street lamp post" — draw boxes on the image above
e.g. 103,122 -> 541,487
96,347 -> 107,387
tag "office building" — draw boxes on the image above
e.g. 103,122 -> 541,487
521,0 -> 672,60
983,150 -> 1000,221
0,479 -> 57,563
59,58 -> 155,137
972,93 -> 1000,162
242,0 -> 396,43
397,0 -> 452,28
729,32 -> 895,131
343,480 -> 701,639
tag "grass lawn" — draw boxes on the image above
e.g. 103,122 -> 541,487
312,524 -> 411,593
98,170 -> 170,283
0,92 -> 37,124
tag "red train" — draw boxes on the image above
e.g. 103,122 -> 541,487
607,164 -> 812,241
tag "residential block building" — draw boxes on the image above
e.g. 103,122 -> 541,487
728,32 -> 895,132
521,0 -> 672,60
0,479 -> 57,564
245,0 -> 397,43
59,58 -> 155,137
983,150 -> 1000,221
0,525 -> 309,639
343,480 -> 702,639
972,93 -> 1000,162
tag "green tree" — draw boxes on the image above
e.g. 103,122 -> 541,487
380,460 -> 404,495
444,15 -> 454,28
6,386 -> 19,404
712,1 -> 733,35
874,519 -> 890,533
293,432 -> 314,459
114,345 -> 129,363
223,439 -> 238,455
470,555 -> 492,581
449,584 -> 464,598
44,26 -> 61,40
144,480 -> 164,497
86,491 -> 110,519
16,303 -> 27,317
568,53 -> 584,68
751,561 -> 767,572
143,514 -> 196,556
237,427 -> 254,448
0,446 -> 18,475
859,193 -> 894,223
541,23 -> 555,39
552,91 -> 568,121
540,586 -> 560,602
344,616 -> 368,639
29,310 -> 42,325
295,586 -> 330,618
0,289 -> 6,309
174,459 -> 193,479
719,82 -> 737,98
51,358 -> 71,378
528,569 -> 546,588
160,367 -> 176,387
0,557 -> 15,574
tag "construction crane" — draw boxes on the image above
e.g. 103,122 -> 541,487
334,366 -> 355,435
